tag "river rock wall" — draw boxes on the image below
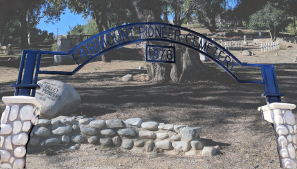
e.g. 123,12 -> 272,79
28,116 -> 215,156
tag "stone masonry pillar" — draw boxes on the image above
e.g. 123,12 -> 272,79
0,96 -> 41,168
258,103 -> 296,168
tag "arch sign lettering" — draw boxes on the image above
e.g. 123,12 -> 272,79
11,22 -> 283,103
1,22 -> 296,168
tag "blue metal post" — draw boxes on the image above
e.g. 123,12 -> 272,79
19,51 -> 37,96
261,65 -> 283,103
31,53 -> 42,97
14,51 -> 27,96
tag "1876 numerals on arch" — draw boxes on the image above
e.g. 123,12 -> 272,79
145,45 -> 175,63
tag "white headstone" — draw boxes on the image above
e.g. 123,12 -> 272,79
54,39 -> 74,65
28,32 -> 30,46
199,38 -> 208,61
219,22 -> 222,31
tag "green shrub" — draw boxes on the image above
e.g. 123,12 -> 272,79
286,24 -> 297,35
242,21 -> 247,27
51,42 -> 57,51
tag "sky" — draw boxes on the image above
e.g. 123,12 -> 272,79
36,7 -> 87,35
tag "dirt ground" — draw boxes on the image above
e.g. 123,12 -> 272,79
1,35 -> 297,168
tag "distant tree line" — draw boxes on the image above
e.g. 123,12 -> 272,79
1,0 -> 297,48
232,0 -> 297,41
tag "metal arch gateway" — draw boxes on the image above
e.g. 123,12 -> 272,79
13,22 -> 283,103
2,22 -> 296,168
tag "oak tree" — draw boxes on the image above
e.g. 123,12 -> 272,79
131,0 -> 218,84
249,2 -> 288,41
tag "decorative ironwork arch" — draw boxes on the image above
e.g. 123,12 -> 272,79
12,22 -> 283,103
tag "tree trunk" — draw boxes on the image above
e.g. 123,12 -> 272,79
1,25 -> 8,45
293,16 -> 296,29
269,29 -> 276,42
269,29 -> 273,41
163,5 -> 168,23
174,2 -> 178,25
131,0 -> 217,84
92,7 -> 110,62
274,30 -> 276,42
20,8 -> 29,49
209,17 -> 217,32
0,1 -> 10,32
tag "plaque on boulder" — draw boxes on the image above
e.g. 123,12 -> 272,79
35,79 -> 81,119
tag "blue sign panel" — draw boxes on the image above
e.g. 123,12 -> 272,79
145,45 -> 175,63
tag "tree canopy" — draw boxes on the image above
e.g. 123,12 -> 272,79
0,0 -> 66,48
194,0 -> 225,32
249,2 -> 288,41
1,0 -> 297,48
68,19 -> 98,35
68,0 -> 135,32
160,0 -> 225,31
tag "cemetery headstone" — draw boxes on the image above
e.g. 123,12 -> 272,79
54,38 -> 74,65
7,44 -> 12,55
243,35 -> 248,46
35,79 -> 81,119
199,38 -> 209,61
28,32 -> 30,46
242,50 -> 250,56
0,46 -> 6,54
219,22 -> 222,31
260,41 -> 279,53
223,40 -> 241,50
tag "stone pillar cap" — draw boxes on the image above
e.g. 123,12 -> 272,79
258,103 -> 296,112
2,96 -> 42,108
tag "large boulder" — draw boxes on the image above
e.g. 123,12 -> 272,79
35,79 -> 81,119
